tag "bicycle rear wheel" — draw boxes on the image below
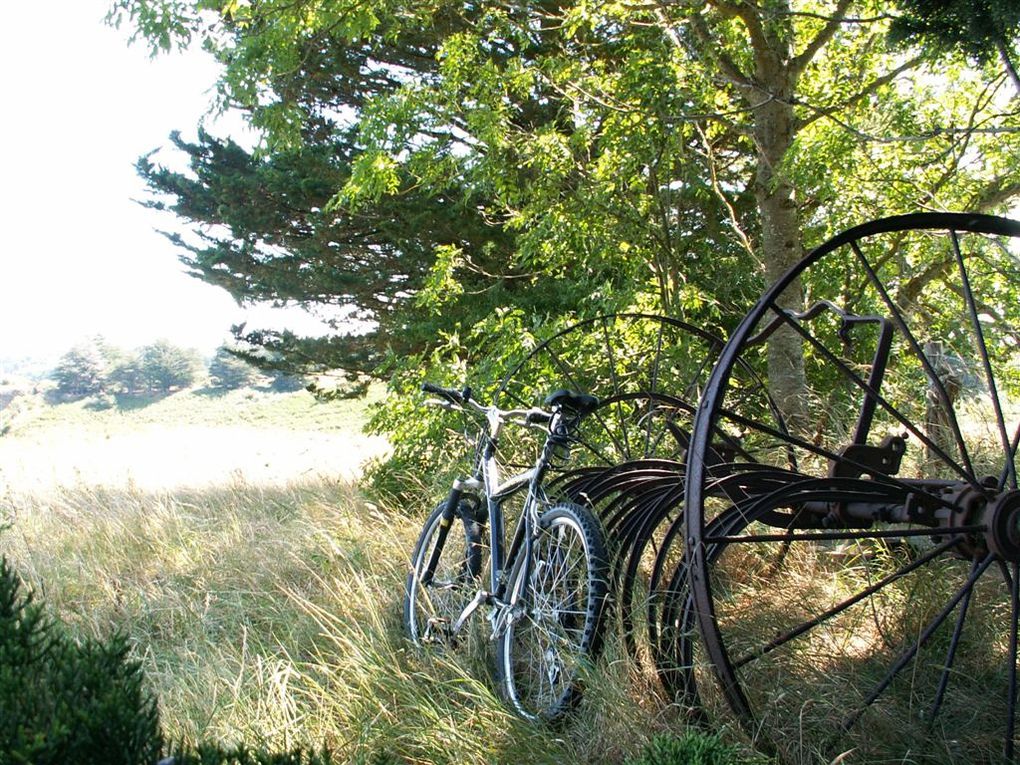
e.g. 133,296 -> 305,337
496,502 -> 609,721
404,500 -> 484,647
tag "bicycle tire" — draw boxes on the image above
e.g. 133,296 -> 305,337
404,499 -> 484,647
495,501 -> 609,721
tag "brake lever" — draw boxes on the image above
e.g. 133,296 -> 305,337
425,398 -> 460,411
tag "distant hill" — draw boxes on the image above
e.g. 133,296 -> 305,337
0,354 -> 56,382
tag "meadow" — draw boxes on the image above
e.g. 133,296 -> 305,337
0,387 -> 732,764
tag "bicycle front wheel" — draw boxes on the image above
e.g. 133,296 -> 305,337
496,502 -> 608,721
404,500 -> 483,647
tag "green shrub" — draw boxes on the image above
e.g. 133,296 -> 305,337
0,557 -> 163,765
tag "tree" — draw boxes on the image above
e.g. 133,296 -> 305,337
207,345 -> 262,390
50,340 -> 110,399
136,340 -> 203,394
891,0 -> 1020,93
111,0 -> 1020,431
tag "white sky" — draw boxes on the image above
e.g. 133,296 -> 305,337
0,1 -> 327,362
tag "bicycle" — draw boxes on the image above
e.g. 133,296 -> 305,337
403,382 -> 610,721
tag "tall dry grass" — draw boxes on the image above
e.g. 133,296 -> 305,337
0,388 -> 728,763
0,474 -> 691,763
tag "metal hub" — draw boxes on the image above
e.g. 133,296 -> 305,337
981,489 -> 1020,562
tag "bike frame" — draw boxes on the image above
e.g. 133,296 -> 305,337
428,400 -> 566,638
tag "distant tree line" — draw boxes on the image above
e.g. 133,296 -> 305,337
48,338 -> 302,402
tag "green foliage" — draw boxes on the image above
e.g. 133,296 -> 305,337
50,339 -> 110,399
208,346 -> 262,390
115,0 -> 1020,456
625,732 -> 769,765
0,557 -> 163,765
891,0 -> 1020,64
48,338 -> 206,400
137,339 -> 204,394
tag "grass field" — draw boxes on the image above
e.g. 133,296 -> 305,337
0,388 -> 388,493
0,387 -> 712,764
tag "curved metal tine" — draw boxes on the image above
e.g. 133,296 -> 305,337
841,553 -> 996,733
928,556 -> 979,725
609,478 -> 678,538
849,238 -> 979,483
950,230 -> 1019,491
641,319 -> 668,457
732,537 -> 963,670
620,499 -> 679,653
770,300 -> 977,486
648,486 -> 689,596
599,316 -> 632,460
1009,560 -> 1020,762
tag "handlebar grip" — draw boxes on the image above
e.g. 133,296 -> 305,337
421,381 -> 450,396
526,410 -> 553,426
421,381 -> 471,405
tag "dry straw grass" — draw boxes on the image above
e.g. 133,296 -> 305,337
0,391 -> 693,763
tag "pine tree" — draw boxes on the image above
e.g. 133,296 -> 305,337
50,341 -> 109,399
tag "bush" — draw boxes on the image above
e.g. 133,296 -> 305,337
0,557 -> 163,765
50,342 -> 109,400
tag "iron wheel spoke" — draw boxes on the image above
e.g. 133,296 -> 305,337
1007,560 -> 1019,761
731,537 -> 964,670
927,556 -> 979,724
951,231 -> 1018,491
841,553 -> 995,732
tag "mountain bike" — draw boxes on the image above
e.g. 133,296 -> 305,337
403,382 -> 609,721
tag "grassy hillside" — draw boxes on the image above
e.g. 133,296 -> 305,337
0,388 -> 388,494
0,389 -> 754,764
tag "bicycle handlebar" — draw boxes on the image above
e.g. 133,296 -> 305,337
421,381 -> 555,428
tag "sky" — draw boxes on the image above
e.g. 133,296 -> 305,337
0,1 -> 325,363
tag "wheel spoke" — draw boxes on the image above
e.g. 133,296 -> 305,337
643,320 -> 667,456
1008,560 -> 1019,761
733,537 -> 963,669
599,317 -> 632,460
850,239 -> 978,482
706,526 -> 985,545
842,553 -> 995,732
951,231 -> 1017,490
927,556 -> 978,724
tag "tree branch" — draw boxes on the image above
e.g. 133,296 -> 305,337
795,54 -> 925,132
680,7 -> 754,90
791,0 -> 854,78
995,36 -> 1020,97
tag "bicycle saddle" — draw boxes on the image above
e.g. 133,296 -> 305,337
544,389 -> 599,414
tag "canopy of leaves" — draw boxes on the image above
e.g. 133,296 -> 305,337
111,0 -> 1020,476
891,0 -> 1020,62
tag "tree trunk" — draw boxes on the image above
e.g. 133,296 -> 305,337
752,70 -> 808,434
